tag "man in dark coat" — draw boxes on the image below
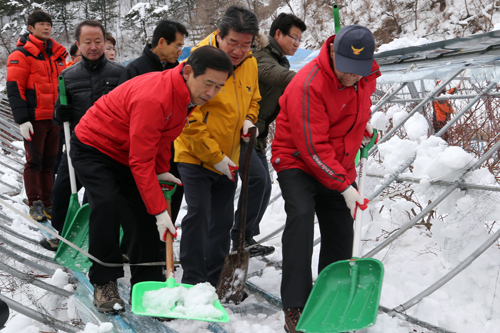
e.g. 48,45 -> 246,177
40,20 -> 124,251
119,20 -> 188,84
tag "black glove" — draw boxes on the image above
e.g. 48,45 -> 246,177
54,104 -> 73,123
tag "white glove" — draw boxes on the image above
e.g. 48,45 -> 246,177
155,210 -> 176,241
19,121 -> 33,141
157,172 -> 182,185
214,156 -> 238,180
241,119 -> 258,142
341,185 -> 368,219
362,123 -> 378,146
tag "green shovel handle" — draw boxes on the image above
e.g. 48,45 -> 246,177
333,4 -> 341,34
360,128 -> 378,159
159,180 -> 177,201
58,76 -> 67,105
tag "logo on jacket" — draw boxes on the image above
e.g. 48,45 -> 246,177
58,62 -> 64,66
246,86 -> 252,92
10,60 -> 19,64
351,46 -> 364,55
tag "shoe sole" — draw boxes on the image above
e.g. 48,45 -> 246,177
249,247 -> 275,258
93,302 -> 126,314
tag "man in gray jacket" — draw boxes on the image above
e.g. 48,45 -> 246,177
232,13 -> 306,257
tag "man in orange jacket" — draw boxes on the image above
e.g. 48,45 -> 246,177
433,81 -> 461,140
6,10 -> 67,222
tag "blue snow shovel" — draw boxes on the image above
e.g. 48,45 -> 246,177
296,129 -> 384,333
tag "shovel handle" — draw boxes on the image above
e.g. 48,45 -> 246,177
165,200 -> 175,280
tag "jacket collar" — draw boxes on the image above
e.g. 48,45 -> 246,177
144,43 -> 179,70
17,33 -> 67,59
268,36 -> 285,58
80,53 -> 108,71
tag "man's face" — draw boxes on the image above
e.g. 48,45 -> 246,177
157,32 -> 185,64
275,25 -> 302,56
76,25 -> 104,61
71,49 -> 82,64
104,40 -> 116,61
184,65 -> 228,105
330,44 -> 362,87
28,22 -> 52,42
217,29 -> 253,66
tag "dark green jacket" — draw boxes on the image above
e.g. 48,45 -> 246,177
252,35 -> 296,152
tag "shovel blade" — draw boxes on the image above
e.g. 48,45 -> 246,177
54,203 -> 92,272
296,258 -> 384,333
216,251 -> 249,304
131,278 -> 230,322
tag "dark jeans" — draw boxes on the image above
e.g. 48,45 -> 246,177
23,119 -> 60,207
277,168 -> 354,309
232,143 -> 272,242
70,134 -> 164,287
177,162 -> 236,286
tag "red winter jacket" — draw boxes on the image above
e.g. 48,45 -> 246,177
6,33 -> 67,124
271,34 -> 381,192
75,63 -> 193,215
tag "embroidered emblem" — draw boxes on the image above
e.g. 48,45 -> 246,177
58,62 -> 63,66
10,60 -> 19,64
351,46 -> 364,55
246,86 -> 252,92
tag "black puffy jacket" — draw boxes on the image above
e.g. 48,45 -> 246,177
118,43 -> 178,85
53,53 -> 124,132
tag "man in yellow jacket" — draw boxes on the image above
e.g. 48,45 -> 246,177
175,5 -> 261,287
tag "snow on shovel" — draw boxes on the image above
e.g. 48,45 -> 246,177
216,127 -> 257,303
296,129 -> 384,333
132,182 -> 229,322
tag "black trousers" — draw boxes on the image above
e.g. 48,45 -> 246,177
50,152 -> 83,234
70,134 -> 164,287
177,162 -> 236,286
232,143 -> 272,242
278,168 -> 354,309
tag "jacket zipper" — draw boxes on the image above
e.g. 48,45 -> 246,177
230,72 -> 242,159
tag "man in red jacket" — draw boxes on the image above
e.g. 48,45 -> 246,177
271,25 -> 381,333
6,10 -> 67,222
69,46 -> 233,313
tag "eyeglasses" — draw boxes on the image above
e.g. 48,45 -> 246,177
175,45 -> 184,51
286,33 -> 302,44
223,38 -> 251,52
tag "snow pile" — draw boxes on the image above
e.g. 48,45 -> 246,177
377,36 -> 432,53
141,282 -> 224,319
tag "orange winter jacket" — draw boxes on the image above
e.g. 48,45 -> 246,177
433,87 -> 457,122
6,33 -> 67,124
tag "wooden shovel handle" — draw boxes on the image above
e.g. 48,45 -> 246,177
165,200 -> 175,279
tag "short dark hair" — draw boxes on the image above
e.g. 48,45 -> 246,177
219,5 -> 259,39
75,20 -> 106,42
269,13 -> 306,37
105,32 -> 116,46
152,20 -> 188,48
27,10 -> 52,28
187,46 -> 233,79
69,43 -> 79,56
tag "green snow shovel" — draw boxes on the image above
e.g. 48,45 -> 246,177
54,76 -> 92,273
296,129 -> 384,333
131,182 -> 230,322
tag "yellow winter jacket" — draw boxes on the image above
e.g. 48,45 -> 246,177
174,31 -> 261,173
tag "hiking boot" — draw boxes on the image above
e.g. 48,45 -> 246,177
233,237 -> 275,258
39,238 -> 59,251
30,200 -> 48,222
43,206 -> 52,219
284,307 -> 303,333
93,280 -> 125,313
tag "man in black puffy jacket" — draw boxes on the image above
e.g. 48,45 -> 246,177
40,19 -> 124,250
